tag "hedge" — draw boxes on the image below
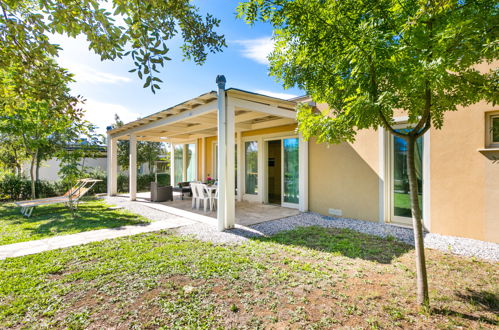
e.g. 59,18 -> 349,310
0,172 -> 170,201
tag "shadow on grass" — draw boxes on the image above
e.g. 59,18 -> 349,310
1,199 -> 149,237
455,288 -> 499,314
251,226 -> 413,264
431,307 -> 497,326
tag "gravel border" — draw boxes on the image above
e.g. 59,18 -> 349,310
174,212 -> 499,262
100,197 -> 499,262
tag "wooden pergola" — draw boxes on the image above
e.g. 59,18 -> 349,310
106,76 -> 305,230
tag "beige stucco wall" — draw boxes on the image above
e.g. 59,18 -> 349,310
429,101 -> 499,243
308,129 -> 381,222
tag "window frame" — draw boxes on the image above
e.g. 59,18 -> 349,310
486,112 -> 499,148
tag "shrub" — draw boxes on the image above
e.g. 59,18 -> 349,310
0,171 -> 166,201
0,175 -> 60,201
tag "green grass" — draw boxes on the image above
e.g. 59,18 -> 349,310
0,198 -> 150,245
0,226 -> 497,329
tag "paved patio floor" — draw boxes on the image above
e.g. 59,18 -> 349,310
121,191 -> 301,226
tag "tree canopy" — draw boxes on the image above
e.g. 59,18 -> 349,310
238,0 -> 497,142
238,0 -> 498,308
1,0 -> 226,93
0,56 -> 102,198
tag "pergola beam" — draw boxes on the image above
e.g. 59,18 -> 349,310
109,100 -> 217,139
232,98 -> 297,119
250,118 -> 296,130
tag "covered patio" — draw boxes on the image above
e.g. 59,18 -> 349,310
118,192 -> 300,227
107,76 -> 308,230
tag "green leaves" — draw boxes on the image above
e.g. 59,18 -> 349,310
1,0 -> 226,92
238,0 -> 498,143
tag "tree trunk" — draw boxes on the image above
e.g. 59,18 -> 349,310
35,156 -> 41,183
406,135 -> 429,308
16,164 -> 21,176
29,150 -> 38,199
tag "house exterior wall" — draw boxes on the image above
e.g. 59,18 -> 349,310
308,130 -> 381,222
305,61 -> 498,242
23,157 -> 107,182
205,136 -> 217,178
241,124 -> 297,137
429,100 -> 499,243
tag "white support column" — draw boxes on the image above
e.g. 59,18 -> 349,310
107,135 -> 118,196
201,137 -> 206,180
129,134 -> 137,201
236,131 -> 243,202
170,143 -> 175,186
225,99 -> 236,229
298,134 -> 309,212
216,75 -> 227,231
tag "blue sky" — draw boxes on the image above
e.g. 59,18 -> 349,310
50,0 -> 303,135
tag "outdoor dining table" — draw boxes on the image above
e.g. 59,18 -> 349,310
203,184 -> 217,211
203,184 -> 217,196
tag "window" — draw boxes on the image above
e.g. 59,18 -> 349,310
245,141 -> 258,194
174,145 -> 183,184
283,138 -> 299,204
491,115 -> 499,145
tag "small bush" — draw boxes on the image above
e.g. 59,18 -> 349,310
0,174 -> 61,201
0,171 -> 164,201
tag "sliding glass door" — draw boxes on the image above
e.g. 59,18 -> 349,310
245,141 -> 258,195
283,138 -> 299,205
173,143 -> 197,184
391,134 -> 423,224
174,145 -> 183,184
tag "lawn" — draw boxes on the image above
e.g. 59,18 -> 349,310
0,198 -> 150,245
0,226 -> 497,329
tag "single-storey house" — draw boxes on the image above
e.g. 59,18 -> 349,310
106,73 -> 498,243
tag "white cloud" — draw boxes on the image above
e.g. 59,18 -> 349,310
81,99 -> 140,135
58,58 -> 132,84
254,90 -> 298,100
235,37 -> 274,65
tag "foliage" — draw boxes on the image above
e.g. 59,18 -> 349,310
0,59 -> 86,198
112,114 -> 167,171
0,199 -> 150,245
0,0 -> 226,93
0,174 -> 59,201
237,0 -> 498,307
238,0 -> 497,139
0,134 -> 26,176
116,173 -> 159,193
0,171 -> 159,201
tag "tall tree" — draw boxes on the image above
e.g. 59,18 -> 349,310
238,0 -> 498,308
138,141 -> 164,174
0,0 -> 226,93
0,60 -> 85,198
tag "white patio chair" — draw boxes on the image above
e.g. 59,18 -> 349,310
190,182 -> 199,209
212,187 -> 219,211
196,184 -> 211,212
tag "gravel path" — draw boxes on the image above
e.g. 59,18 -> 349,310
174,213 -> 499,262
102,197 -> 499,262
